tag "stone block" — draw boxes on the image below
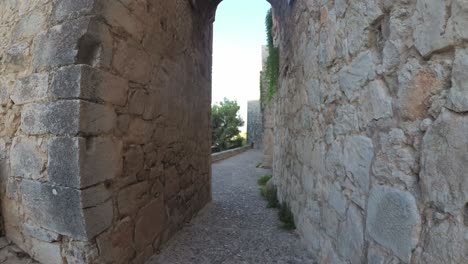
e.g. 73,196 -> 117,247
83,199 -> 114,240
338,205 -> 364,263
413,0 -> 454,57
128,90 -> 147,115
327,183 -> 347,217
113,38 -> 152,84
126,118 -> 154,144
52,0 -> 96,22
81,184 -> 112,208
99,0 -> 145,40
21,180 -> 113,241
48,137 -> 122,188
10,137 -> 46,179
32,17 -> 89,70
118,181 -> 149,216
21,100 -> 116,136
61,240 -> 99,264
343,136 -> 374,195
333,105 -> 359,136
80,101 -> 117,134
142,91 -> 160,120
339,51 -> 375,101
418,218 -> 468,263
134,197 -> 167,251
97,217 -> 135,264
358,80 -> 393,127
366,186 -> 420,263
123,146 -> 144,179
0,78 -> 11,105
12,10 -> 46,41
51,65 -> 128,106
421,110 -> 468,213
396,59 -> 446,121
29,238 -> 62,264
33,16 -> 112,70
3,42 -> 31,73
447,48 -> 468,112
24,223 -> 61,242
11,73 -> 49,105
21,101 -> 79,135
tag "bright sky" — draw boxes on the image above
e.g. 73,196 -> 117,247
212,0 -> 271,132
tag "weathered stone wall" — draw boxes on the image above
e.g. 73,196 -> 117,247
0,0 -> 214,263
247,100 -> 263,148
260,46 -> 275,168
272,0 -> 468,263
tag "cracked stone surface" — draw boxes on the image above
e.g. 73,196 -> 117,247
0,237 -> 38,264
148,150 -> 315,264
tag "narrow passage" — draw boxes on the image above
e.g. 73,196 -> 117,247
148,150 -> 314,264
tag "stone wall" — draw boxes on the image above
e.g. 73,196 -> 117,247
0,0 -> 215,263
247,100 -> 263,148
1,0 -> 467,263
272,0 -> 468,263
260,46 -> 274,168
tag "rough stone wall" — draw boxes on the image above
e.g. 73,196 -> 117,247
260,46 -> 274,168
272,0 -> 468,263
0,0 -> 213,263
247,100 -> 263,149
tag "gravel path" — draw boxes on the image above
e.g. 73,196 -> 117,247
148,149 -> 315,264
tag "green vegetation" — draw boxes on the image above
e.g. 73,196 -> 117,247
279,202 -> 296,230
212,98 -> 245,152
265,8 -> 280,102
257,175 -> 272,186
257,175 -> 280,209
257,175 -> 295,229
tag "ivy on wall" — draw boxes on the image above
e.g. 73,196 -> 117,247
265,8 -> 279,102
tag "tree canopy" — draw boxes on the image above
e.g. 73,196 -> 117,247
212,98 -> 245,151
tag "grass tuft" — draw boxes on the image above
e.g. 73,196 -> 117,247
279,202 -> 296,230
257,175 -> 272,186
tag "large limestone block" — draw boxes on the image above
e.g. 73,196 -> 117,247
134,198 -> 167,251
358,80 -> 393,127
48,137 -> 122,188
21,100 -> 116,136
113,38 -> 152,84
447,48 -> 468,112
11,73 -> 48,105
334,105 -> 359,135
51,65 -> 128,106
452,0 -> 468,40
339,51 -> 376,101
418,218 -> 468,264
21,180 -> 113,241
12,9 -> 46,41
99,0 -> 145,40
396,58 -> 446,121
421,110 -> 468,213
10,137 -> 46,180
117,181 -> 150,216
33,16 -> 112,70
96,217 -> 135,264
52,0 -> 96,22
337,205 -> 364,263
413,0 -> 453,57
29,238 -> 62,264
344,136 -> 374,197
366,186 -> 421,263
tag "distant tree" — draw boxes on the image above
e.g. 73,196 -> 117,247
212,98 -> 245,151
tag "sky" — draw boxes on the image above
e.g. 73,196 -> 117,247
212,0 -> 271,132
